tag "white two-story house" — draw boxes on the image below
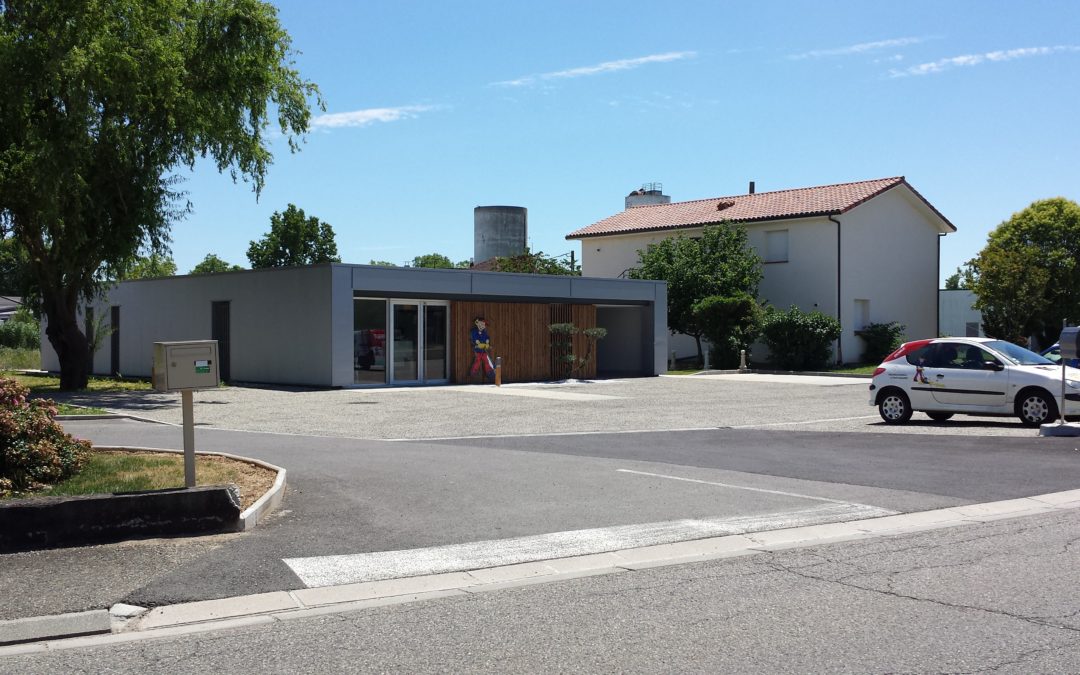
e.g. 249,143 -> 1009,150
566,177 -> 956,365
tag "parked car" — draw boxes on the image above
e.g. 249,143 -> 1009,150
869,337 -> 1080,427
1040,343 -> 1080,369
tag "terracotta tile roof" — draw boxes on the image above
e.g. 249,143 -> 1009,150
567,177 -> 955,239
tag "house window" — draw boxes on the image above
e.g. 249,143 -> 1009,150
764,230 -> 788,263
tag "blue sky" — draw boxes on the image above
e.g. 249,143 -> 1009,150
171,0 -> 1080,282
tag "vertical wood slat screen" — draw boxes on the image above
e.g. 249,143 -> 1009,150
451,301 -> 597,383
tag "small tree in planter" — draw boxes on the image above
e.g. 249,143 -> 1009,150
760,306 -> 842,371
0,376 -> 90,496
549,323 -> 608,380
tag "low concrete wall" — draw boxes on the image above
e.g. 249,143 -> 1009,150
0,485 -> 241,553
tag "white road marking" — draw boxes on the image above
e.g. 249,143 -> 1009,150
729,415 -> 879,429
385,426 -> 720,442
616,469 -> 878,508
283,502 -> 897,588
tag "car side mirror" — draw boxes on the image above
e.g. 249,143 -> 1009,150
983,361 -> 1004,371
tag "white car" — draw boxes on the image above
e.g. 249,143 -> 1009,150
869,337 -> 1080,426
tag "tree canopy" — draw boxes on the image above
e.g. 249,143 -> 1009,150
247,204 -> 340,269
0,0 -> 319,389
411,253 -> 456,269
190,254 -> 244,275
120,253 -> 177,280
965,198 -> 1080,346
628,223 -> 763,360
492,249 -> 578,275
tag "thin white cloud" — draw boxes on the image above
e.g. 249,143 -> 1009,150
789,37 -> 926,60
493,51 -> 696,87
310,105 -> 436,129
890,45 -> 1080,77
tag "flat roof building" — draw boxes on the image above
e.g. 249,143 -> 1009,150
42,264 -> 667,387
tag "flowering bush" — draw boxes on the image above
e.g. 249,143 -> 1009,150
0,376 -> 90,496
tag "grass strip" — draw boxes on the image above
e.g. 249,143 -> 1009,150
7,450 -> 275,511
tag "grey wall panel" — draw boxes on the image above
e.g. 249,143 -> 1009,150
651,284 -> 668,375
352,266 -> 472,295
330,265 -> 356,386
44,267 -> 336,386
469,273 -> 573,298
597,306 -> 646,375
570,277 -> 657,302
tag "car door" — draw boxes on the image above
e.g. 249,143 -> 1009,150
903,343 -> 940,409
928,342 -> 1008,408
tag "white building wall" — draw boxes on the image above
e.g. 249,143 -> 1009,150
43,266 -> 335,385
840,187 -> 942,361
939,289 -> 983,337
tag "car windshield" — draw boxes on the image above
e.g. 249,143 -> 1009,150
985,340 -> 1056,366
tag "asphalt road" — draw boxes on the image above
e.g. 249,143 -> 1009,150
2,413 -> 1075,620
5,508 -> 1078,673
5,375 -> 1080,671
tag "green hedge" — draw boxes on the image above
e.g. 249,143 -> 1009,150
761,306 -> 842,370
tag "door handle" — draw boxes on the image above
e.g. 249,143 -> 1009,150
936,374 -> 945,379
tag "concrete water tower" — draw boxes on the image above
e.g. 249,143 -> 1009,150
625,182 -> 670,209
474,206 -> 527,262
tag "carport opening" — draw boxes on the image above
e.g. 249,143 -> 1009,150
596,305 -> 650,378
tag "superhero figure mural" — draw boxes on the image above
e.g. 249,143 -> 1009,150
469,317 -> 495,382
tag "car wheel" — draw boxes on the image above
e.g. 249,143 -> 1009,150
927,412 -> 954,422
878,390 -> 913,424
1017,390 -> 1058,427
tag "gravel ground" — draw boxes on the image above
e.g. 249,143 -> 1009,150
47,374 -> 1045,440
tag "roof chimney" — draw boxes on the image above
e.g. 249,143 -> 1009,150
749,181 -> 755,194
625,182 -> 671,209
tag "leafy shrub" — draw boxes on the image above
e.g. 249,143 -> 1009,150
760,306 -> 843,370
858,321 -> 906,363
693,293 -> 762,369
0,319 -> 38,349
0,376 -> 90,496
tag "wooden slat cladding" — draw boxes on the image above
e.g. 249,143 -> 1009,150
451,301 -> 597,383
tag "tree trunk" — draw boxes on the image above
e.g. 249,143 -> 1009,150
43,296 -> 90,391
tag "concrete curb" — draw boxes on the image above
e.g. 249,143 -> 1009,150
4,486 -> 1078,655
90,446 -> 287,531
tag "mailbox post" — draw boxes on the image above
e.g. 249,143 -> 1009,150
152,341 -> 220,488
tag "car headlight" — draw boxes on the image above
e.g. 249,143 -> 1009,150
1068,380 -> 1080,390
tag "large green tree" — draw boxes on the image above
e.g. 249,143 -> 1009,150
411,252 -> 455,269
190,253 -> 244,275
120,253 -> 177,280
629,223 -> 763,361
0,0 -> 318,389
966,198 -> 1080,346
247,204 -> 340,269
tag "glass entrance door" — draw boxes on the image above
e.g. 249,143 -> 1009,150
391,303 -> 419,382
424,304 -> 448,381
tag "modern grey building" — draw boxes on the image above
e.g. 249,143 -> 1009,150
42,264 -> 668,387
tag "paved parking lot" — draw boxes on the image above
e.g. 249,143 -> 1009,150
53,373 -> 1047,440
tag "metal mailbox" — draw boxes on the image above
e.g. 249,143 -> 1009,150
1060,327 -> 1080,361
153,341 -> 220,392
